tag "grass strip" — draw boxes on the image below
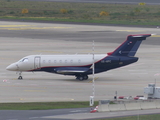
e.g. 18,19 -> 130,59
0,101 -> 98,110
1,0 -> 160,26
1,101 -> 160,120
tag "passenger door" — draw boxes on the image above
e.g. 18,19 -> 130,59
34,56 -> 41,69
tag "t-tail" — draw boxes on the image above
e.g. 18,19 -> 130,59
108,34 -> 152,57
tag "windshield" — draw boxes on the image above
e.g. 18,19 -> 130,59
19,58 -> 28,62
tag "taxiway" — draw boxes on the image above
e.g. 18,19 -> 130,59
0,21 -> 160,103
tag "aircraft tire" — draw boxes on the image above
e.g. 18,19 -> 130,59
18,76 -> 23,80
79,76 -> 84,81
76,75 -> 88,81
83,75 -> 88,80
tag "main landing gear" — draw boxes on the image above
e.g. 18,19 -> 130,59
18,72 -> 23,80
76,75 -> 88,81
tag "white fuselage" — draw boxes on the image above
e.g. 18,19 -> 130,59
7,54 -> 107,72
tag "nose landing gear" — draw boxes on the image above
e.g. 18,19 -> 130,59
18,72 -> 23,80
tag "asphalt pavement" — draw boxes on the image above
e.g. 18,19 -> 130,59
1,21 -> 160,119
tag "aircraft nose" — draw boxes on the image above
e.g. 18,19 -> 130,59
6,63 -> 18,71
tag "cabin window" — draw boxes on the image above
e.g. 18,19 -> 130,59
78,60 -> 81,63
59,60 -> 62,63
48,60 -> 51,63
70,60 -> 73,63
43,60 -> 45,63
54,60 -> 56,63
65,60 -> 67,63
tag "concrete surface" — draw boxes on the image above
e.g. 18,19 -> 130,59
0,21 -> 160,103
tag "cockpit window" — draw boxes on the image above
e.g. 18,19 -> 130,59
19,58 -> 28,62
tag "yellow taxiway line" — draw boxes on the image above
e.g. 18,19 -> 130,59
89,77 -> 99,83
0,25 -> 72,30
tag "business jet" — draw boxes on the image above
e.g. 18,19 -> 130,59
6,34 -> 151,81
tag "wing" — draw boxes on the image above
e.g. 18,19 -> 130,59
54,67 -> 90,75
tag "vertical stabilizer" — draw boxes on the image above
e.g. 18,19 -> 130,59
108,34 -> 151,56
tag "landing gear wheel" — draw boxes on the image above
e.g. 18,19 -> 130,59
76,75 -> 88,81
83,75 -> 88,80
18,76 -> 23,80
18,72 -> 23,80
79,76 -> 84,81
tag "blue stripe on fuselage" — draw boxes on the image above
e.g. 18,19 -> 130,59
31,56 -> 138,75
